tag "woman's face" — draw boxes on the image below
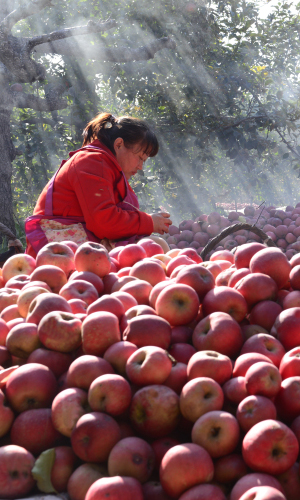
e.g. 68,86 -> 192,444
114,138 -> 148,180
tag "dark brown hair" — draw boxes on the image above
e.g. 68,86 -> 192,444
82,112 -> 159,157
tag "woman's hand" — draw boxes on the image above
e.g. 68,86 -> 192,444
151,212 -> 172,234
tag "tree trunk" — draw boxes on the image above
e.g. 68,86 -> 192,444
0,106 -> 16,237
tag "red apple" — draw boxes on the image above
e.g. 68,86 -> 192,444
215,267 -> 236,287
0,389 -> 14,438
82,311 -> 121,356
67,463 -> 108,500
0,319 -> 9,346
51,387 -> 89,437
178,484 -> 227,500
47,445 -> 77,493
123,315 -> 171,349
151,437 -> 180,471
175,264 -> 215,301
275,377 -> 300,422
149,281 -> 174,308
180,377 -> 224,422
191,410 -> 240,458
138,238 -> 165,257
74,242 -> 111,277
143,480 -> 173,500
108,436 -> 155,483
129,259 -> 166,286
223,376 -> 248,405
249,300 -> 282,331
130,385 -> 180,439
202,286 -> 248,322
38,311 -> 82,352
59,279 -> 98,305
5,362 -> 57,413
88,374 -> 132,415
282,290 -> 300,309
68,298 -> 88,315
22,280 -> 51,292
0,288 -> 19,313
126,346 -> 172,386
125,304 -> 157,321
239,486 -> 286,500
242,419 -> 299,474
11,408 -> 61,455
187,351 -> 232,385
159,443 -> 214,498
237,395 -> 277,432
87,295 -> 125,319
66,354 -> 114,390
36,242 -> 75,277
30,264 -> 67,293
27,347 -> 72,378
250,248 -> 291,289
71,411 -> 121,462
6,322 -> 40,358
110,291 -> 138,311
69,270 -> 104,295
240,334 -> 285,368
2,254 -> 36,283
120,279 -> 153,305
103,341 -> 137,376
233,353 -> 274,378
0,304 -> 22,322
234,243 -> 266,269
155,283 -> 199,326
234,273 -> 278,308
231,473 -> 285,500
0,445 -> 35,499
277,462 -> 300,500
214,453 -> 248,485
17,286 -> 49,318
166,256 -> 195,277
118,244 -> 147,268
5,275 -> 30,290
192,312 -> 243,358
26,292 -> 72,325
85,476 -> 143,500
62,240 -> 78,253
228,268 -> 251,288
245,361 -> 282,398
162,361 -> 188,395
279,347 -> 300,379
171,326 -> 193,344
272,307 -> 300,351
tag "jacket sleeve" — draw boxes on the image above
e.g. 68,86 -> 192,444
68,151 -> 154,240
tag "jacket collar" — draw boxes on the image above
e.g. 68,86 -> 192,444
69,140 -> 122,172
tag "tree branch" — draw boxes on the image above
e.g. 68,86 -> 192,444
27,19 -> 117,51
34,36 -> 176,62
1,0 -> 53,33
13,92 -> 67,112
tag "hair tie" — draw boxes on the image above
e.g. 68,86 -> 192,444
104,115 -> 116,129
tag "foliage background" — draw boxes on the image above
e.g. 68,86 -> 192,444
7,0 -> 300,249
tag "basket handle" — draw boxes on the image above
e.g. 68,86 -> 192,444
200,222 -> 277,261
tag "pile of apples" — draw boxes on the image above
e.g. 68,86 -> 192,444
2,238 -> 300,500
166,203 -> 300,261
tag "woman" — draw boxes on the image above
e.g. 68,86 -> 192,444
25,113 -> 172,257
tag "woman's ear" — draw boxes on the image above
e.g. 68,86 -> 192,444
114,137 -> 124,150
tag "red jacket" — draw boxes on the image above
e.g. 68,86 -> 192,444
26,140 -> 153,256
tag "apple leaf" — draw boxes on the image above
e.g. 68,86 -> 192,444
32,448 -> 57,493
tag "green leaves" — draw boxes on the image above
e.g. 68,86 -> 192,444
31,448 -> 57,493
